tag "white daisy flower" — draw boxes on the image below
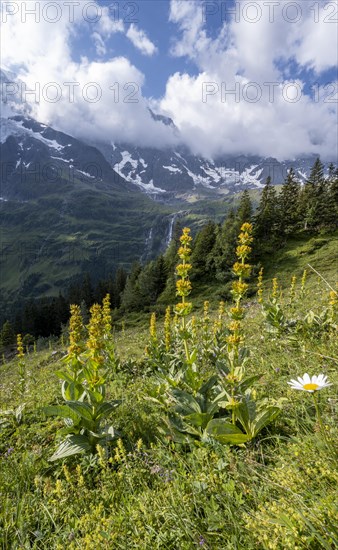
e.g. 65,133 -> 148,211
288,373 -> 332,392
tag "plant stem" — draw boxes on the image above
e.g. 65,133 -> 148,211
312,392 -> 336,458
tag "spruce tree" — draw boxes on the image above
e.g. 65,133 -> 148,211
254,176 -> 280,250
300,158 -> 325,230
114,267 -> 127,308
1,320 -> 15,348
190,221 -> 216,280
237,189 -> 253,226
278,168 -> 301,235
211,210 -> 239,282
138,256 -> 168,305
120,262 -> 143,311
81,273 -> 94,307
327,165 -> 338,228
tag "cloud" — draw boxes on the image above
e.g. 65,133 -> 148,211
92,32 -> 107,56
0,0 -> 176,149
0,0 -> 336,160
126,24 -> 158,56
159,0 -> 338,160
96,6 -> 125,36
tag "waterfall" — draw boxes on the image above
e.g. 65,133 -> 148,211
142,226 -> 154,262
165,214 -> 177,248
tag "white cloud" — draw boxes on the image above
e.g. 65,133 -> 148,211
0,0 -> 336,160
97,6 -> 125,36
92,32 -> 107,56
0,0 -> 176,149
159,0 -> 338,160
126,24 -> 158,56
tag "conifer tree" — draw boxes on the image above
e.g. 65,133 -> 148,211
299,158 -> 325,230
254,176 -> 280,250
138,256 -> 168,305
190,221 -> 216,280
114,267 -> 127,308
211,210 -> 239,282
0,320 -> 16,348
327,165 -> 338,228
237,189 -> 253,226
120,262 -> 143,311
81,273 -> 94,307
278,168 -> 301,235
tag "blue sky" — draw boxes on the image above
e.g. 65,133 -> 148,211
1,0 -> 337,160
67,0 -> 338,97
72,0 -> 200,97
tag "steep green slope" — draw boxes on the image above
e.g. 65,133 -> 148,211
0,233 -> 337,549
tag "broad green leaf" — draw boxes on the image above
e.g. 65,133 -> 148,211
49,435 -> 91,461
235,400 -> 251,435
206,419 -> 251,444
95,401 -> 121,421
55,370 -> 75,383
66,401 -> 93,421
184,412 -> 213,429
168,414 -> 201,437
85,388 -> 105,405
198,375 -> 219,397
250,407 -> 281,438
61,381 -> 85,401
172,389 -> 202,414
43,405 -> 80,423
238,374 -> 262,392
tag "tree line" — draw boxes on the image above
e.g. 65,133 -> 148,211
1,158 -> 337,349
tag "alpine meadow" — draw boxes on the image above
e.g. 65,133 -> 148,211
0,1 -> 337,549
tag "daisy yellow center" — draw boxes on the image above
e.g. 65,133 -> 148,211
303,383 -> 319,391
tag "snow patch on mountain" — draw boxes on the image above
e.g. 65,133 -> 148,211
0,116 -> 65,152
163,165 -> 182,173
113,150 -> 166,193
201,166 -> 222,183
76,169 -> 96,179
241,165 -> 264,187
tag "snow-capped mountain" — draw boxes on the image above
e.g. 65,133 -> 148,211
0,67 -> 331,202
0,114 -> 133,200
93,141 -> 321,198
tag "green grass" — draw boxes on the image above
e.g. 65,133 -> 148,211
0,236 -> 337,549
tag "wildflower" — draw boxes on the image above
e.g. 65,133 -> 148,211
68,304 -> 84,358
102,294 -> 112,336
4,447 -> 14,458
289,275 -> 297,302
226,333 -> 243,346
228,320 -> 241,332
218,301 -> 225,318
17,334 -> 24,359
288,373 -> 332,392
176,279 -> 192,297
174,302 -> 192,317
150,312 -> 157,339
231,281 -> 249,298
229,306 -> 245,320
203,300 -> 209,318
180,227 -> 192,245
164,306 -> 172,351
271,278 -> 279,299
257,267 -> 264,303
176,263 -> 192,277
86,304 -> 104,358
233,262 -> 251,278
329,290 -> 338,307
236,244 -> 251,259
177,246 -> 191,260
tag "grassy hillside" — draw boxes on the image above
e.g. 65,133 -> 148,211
0,233 -> 337,549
